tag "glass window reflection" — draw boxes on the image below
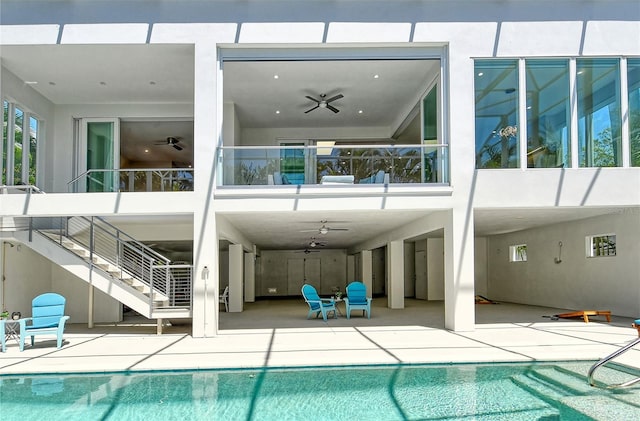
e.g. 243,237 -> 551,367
577,58 -> 622,167
629,59 -> 640,167
475,60 -> 520,168
525,60 -> 570,168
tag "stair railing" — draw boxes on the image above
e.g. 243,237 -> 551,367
588,320 -> 640,388
33,216 -> 192,310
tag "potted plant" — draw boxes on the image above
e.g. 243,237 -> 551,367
0,310 -> 8,320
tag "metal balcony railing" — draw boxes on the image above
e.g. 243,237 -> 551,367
217,144 -> 449,186
34,216 -> 192,310
1,185 -> 46,194
67,168 -> 193,193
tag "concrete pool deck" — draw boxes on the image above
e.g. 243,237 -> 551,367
1,301 -> 639,375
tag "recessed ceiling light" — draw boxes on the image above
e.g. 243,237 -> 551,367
477,72 -> 484,77
273,75 -> 279,79
99,81 -> 107,86
358,110 -> 363,114
526,106 -> 532,110
48,81 -> 56,86
577,70 -> 584,75
144,149 -> 149,153
275,110 -> 280,114
149,81 -> 156,85
373,74 -> 379,79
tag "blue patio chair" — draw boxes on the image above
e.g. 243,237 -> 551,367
18,293 -> 70,351
344,281 -> 372,319
302,284 -> 337,321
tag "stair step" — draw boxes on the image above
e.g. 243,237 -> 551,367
510,373 -> 571,401
560,363 -> 640,389
559,394 -> 640,420
531,368 -> 595,395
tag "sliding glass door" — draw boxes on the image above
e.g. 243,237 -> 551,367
81,118 -> 120,192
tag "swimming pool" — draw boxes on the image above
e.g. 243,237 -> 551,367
0,361 -> 638,420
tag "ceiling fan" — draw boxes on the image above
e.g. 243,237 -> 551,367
308,237 -> 327,248
295,248 -> 320,254
154,136 -> 183,151
301,220 -> 349,235
304,93 -> 344,114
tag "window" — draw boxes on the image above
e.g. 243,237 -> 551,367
509,244 -> 527,262
475,57 -> 633,169
629,59 -> 640,167
475,60 -> 520,168
587,234 -> 616,257
577,59 -> 622,167
526,60 -> 570,168
1,99 -> 39,186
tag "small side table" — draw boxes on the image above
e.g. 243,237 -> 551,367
1,319 -> 20,352
334,298 -> 343,316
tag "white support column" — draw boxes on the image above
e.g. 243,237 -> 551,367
360,250 -> 373,298
444,208 -> 475,331
620,57 -> 630,168
244,252 -> 255,303
387,240 -> 405,309
87,284 -> 94,328
569,58 -> 579,169
191,40 -> 219,338
229,244 -> 244,312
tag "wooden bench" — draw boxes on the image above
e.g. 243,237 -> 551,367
555,310 -> 611,323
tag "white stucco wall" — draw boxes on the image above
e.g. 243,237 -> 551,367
1,242 -> 120,323
487,210 -> 640,317
1,243 -> 51,318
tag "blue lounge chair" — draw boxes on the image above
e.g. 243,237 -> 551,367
344,281 -> 372,319
302,284 -> 337,321
18,293 -> 70,351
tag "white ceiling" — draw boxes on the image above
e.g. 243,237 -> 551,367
223,60 -> 438,129
1,44 -> 626,250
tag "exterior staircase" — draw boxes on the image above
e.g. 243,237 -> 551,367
511,362 -> 640,419
13,216 -> 192,321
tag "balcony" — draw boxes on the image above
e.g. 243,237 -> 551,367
218,144 -> 449,187
67,168 -> 194,193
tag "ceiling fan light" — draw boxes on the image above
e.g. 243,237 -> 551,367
319,226 -> 329,235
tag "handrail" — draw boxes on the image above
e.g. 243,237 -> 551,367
81,216 -> 170,264
67,168 -> 194,193
0,184 -> 46,194
33,215 -> 192,311
588,320 -> 640,388
219,143 -> 449,186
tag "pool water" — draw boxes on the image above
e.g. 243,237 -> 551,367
0,362 -> 637,420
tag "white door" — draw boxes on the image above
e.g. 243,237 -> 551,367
80,118 -> 120,192
415,250 -> 427,300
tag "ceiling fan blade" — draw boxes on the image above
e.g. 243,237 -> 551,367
305,95 -> 320,103
304,105 -> 319,114
300,229 -> 320,232
173,144 -> 183,151
326,104 -> 340,113
324,94 -> 343,103
328,227 -> 349,231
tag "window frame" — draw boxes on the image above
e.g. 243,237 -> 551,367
2,97 -> 41,186
586,234 -> 617,258
509,244 -> 528,262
